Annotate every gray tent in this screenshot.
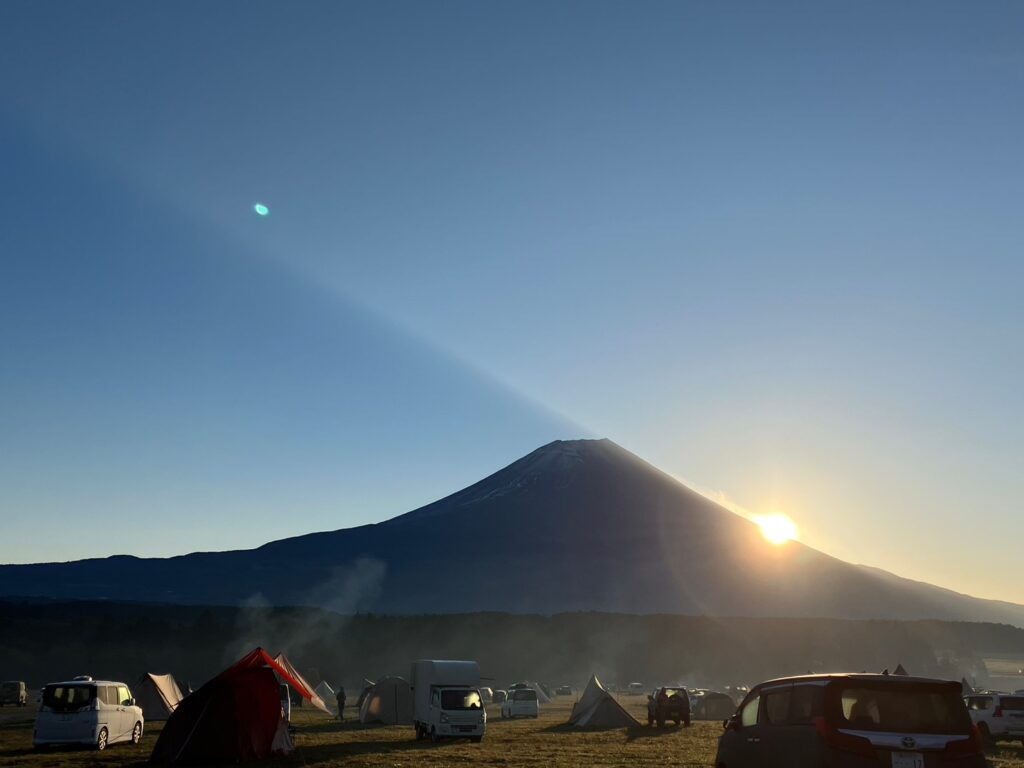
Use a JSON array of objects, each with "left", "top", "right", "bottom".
[
  {"left": 893, "top": 664, "right": 909, "bottom": 676},
  {"left": 568, "top": 675, "right": 640, "bottom": 729},
  {"left": 133, "top": 673, "right": 185, "bottom": 721},
  {"left": 961, "top": 677, "right": 974, "bottom": 695},
  {"left": 358, "top": 676, "right": 413, "bottom": 725},
  {"left": 355, "top": 679, "right": 375, "bottom": 709}
]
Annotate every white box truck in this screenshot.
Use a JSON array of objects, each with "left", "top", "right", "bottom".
[{"left": 410, "top": 660, "right": 486, "bottom": 742}]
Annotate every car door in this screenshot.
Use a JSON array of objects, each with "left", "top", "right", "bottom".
[
  {"left": 115, "top": 685, "right": 132, "bottom": 742},
  {"left": 718, "top": 690, "right": 762, "bottom": 766},
  {"left": 757, "top": 683, "right": 827, "bottom": 768}
]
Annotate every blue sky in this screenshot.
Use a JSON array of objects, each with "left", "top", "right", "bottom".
[{"left": 1, "top": 1, "right": 1021, "bottom": 601}]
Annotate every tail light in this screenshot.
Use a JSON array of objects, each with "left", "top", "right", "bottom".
[
  {"left": 994, "top": 706, "right": 1004, "bottom": 718},
  {"left": 812, "top": 716, "right": 877, "bottom": 759},
  {"left": 944, "top": 725, "right": 985, "bottom": 758}
]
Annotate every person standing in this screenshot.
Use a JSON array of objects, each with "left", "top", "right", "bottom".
[{"left": 336, "top": 686, "right": 346, "bottom": 721}]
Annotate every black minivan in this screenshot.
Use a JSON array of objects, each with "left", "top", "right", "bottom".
[{"left": 715, "top": 673, "right": 984, "bottom": 768}]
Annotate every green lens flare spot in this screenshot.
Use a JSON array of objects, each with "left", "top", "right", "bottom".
[{"left": 253, "top": 203, "right": 270, "bottom": 216}]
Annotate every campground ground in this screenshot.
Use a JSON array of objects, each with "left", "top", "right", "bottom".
[{"left": 3, "top": 697, "right": 1024, "bottom": 768}]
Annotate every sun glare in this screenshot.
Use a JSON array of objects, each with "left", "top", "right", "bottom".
[{"left": 756, "top": 513, "right": 798, "bottom": 545}]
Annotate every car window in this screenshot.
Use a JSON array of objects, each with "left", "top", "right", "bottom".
[
  {"left": 789, "top": 685, "right": 824, "bottom": 725},
  {"left": 100, "top": 686, "right": 116, "bottom": 705},
  {"left": 1002, "top": 697, "right": 1024, "bottom": 710},
  {"left": 763, "top": 688, "right": 791, "bottom": 725},
  {"left": 43, "top": 684, "right": 96, "bottom": 712},
  {"left": 741, "top": 693, "right": 760, "bottom": 727},
  {"left": 837, "top": 684, "right": 971, "bottom": 734},
  {"left": 117, "top": 686, "right": 131, "bottom": 706},
  {"left": 967, "top": 696, "right": 992, "bottom": 711}
]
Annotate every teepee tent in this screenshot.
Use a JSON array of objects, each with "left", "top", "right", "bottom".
[
  {"left": 150, "top": 648, "right": 314, "bottom": 765},
  {"left": 358, "top": 676, "right": 414, "bottom": 725},
  {"left": 893, "top": 664, "right": 909, "bottom": 676},
  {"left": 568, "top": 675, "right": 640, "bottom": 728},
  {"left": 272, "top": 653, "right": 331, "bottom": 715},
  {"left": 961, "top": 677, "right": 974, "bottom": 695},
  {"left": 132, "top": 673, "right": 185, "bottom": 721},
  {"left": 315, "top": 681, "right": 337, "bottom": 712}
]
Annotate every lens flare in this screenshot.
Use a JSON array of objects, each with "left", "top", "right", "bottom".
[
  {"left": 253, "top": 203, "right": 269, "bottom": 216},
  {"left": 755, "top": 513, "right": 798, "bottom": 545}
]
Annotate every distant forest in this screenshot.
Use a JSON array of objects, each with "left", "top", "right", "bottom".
[{"left": 2, "top": 599, "right": 1021, "bottom": 694}]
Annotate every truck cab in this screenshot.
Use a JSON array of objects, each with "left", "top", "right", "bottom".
[{"left": 411, "top": 660, "right": 486, "bottom": 743}]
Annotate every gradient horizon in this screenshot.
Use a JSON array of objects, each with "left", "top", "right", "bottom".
[{"left": 1, "top": 1, "right": 1021, "bottom": 603}]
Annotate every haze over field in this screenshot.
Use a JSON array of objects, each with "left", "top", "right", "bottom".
[{"left": 1, "top": 1, "right": 1022, "bottom": 606}]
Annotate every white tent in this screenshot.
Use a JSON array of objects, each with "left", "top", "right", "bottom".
[
  {"left": 511, "top": 681, "right": 551, "bottom": 704},
  {"left": 132, "top": 673, "right": 185, "bottom": 721},
  {"left": 568, "top": 675, "right": 641, "bottom": 729},
  {"left": 358, "top": 676, "right": 413, "bottom": 725}
]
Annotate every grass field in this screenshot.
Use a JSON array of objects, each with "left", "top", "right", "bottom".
[{"left": 4, "top": 697, "right": 1024, "bottom": 767}]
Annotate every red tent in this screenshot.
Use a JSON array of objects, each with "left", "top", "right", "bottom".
[{"left": 150, "top": 648, "right": 313, "bottom": 766}]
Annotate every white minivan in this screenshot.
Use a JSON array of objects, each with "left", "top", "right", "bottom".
[
  {"left": 501, "top": 687, "right": 540, "bottom": 719},
  {"left": 33, "top": 677, "right": 144, "bottom": 751}
]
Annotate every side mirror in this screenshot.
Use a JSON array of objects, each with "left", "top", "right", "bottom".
[
  {"left": 725, "top": 715, "right": 741, "bottom": 731},
  {"left": 129, "top": 698, "right": 136, "bottom": 707}
]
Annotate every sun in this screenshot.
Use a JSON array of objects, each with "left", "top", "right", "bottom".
[{"left": 755, "top": 513, "right": 798, "bottom": 545}]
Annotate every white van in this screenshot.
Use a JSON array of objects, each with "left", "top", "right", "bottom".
[
  {"left": 501, "top": 687, "right": 540, "bottom": 719},
  {"left": 33, "top": 677, "right": 144, "bottom": 751},
  {"left": 410, "top": 660, "right": 485, "bottom": 742}
]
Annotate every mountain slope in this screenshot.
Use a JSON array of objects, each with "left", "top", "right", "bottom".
[{"left": 2, "top": 438, "right": 1022, "bottom": 624}]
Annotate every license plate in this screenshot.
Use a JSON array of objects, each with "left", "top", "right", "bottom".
[{"left": 891, "top": 753, "right": 924, "bottom": 768}]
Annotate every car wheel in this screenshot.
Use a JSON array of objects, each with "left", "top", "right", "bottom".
[
  {"left": 471, "top": 736, "right": 483, "bottom": 743},
  {"left": 657, "top": 718, "right": 665, "bottom": 728},
  {"left": 430, "top": 727, "right": 439, "bottom": 743},
  {"left": 97, "top": 727, "right": 109, "bottom": 751},
  {"left": 131, "top": 722, "right": 142, "bottom": 744}
]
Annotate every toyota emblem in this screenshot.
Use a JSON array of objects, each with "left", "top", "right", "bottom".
[{"left": 901, "top": 736, "right": 917, "bottom": 749}]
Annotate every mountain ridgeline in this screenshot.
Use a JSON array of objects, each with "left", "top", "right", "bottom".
[{"left": 2, "top": 439, "right": 1022, "bottom": 624}]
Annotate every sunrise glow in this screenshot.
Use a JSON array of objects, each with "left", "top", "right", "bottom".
[{"left": 756, "top": 513, "right": 798, "bottom": 545}]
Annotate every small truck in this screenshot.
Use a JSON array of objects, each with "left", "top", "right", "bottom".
[{"left": 410, "top": 660, "right": 485, "bottom": 742}]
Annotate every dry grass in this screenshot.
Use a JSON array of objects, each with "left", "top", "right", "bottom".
[{"left": 3, "top": 697, "right": 1024, "bottom": 767}]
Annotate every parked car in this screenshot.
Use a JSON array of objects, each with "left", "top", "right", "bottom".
[
  {"left": 964, "top": 692, "right": 1024, "bottom": 744},
  {"left": 628, "top": 682, "right": 645, "bottom": 695},
  {"left": 501, "top": 687, "right": 539, "bottom": 719},
  {"left": 492, "top": 689, "right": 508, "bottom": 704},
  {"left": 479, "top": 686, "right": 494, "bottom": 704},
  {"left": 33, "top": 677, "right": 144, "bottom": 751},
  {"left": 716, "top": 673, "right": 984, "bottom": 768},
  {"left": 648, "top": 686, "right": 691, "bottom": 727},
  {"left": 555, "top": 685, "right": 573, "bottom": 696},
  {"left": 0, "top": 681, "right": 27, "bottom": 707}
]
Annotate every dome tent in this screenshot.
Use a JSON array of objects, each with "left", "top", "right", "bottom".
[
  {"left": 358, "top": 676, "right": 413, "bottom": 725},
  {"left": 149, "top": 648, "right": 315, "bottom": 766}
]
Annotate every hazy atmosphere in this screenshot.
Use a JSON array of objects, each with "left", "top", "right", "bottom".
[{"left": 3, "top": 3, "right": 1024, "bottom": 768}]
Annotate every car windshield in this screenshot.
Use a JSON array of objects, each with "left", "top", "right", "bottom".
[
  {"left": 513, "top": 689, "right": 537, "bottom": 701},
  {"left": 441, "top": 689, "right": 482, "bottom": 710},
  {"left": 660, "top": 688, "right": 686, "bottom": 698},
  {"left": 834, "top": 683, "right": 971, "bottom": 734},
  {"left": 43, "top": 685, "right": 95, "bottom": 712}
]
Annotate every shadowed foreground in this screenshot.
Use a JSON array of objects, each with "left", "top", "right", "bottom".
[{"left": 4, "top": 697, "right": 1024, "bottom": 768}]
